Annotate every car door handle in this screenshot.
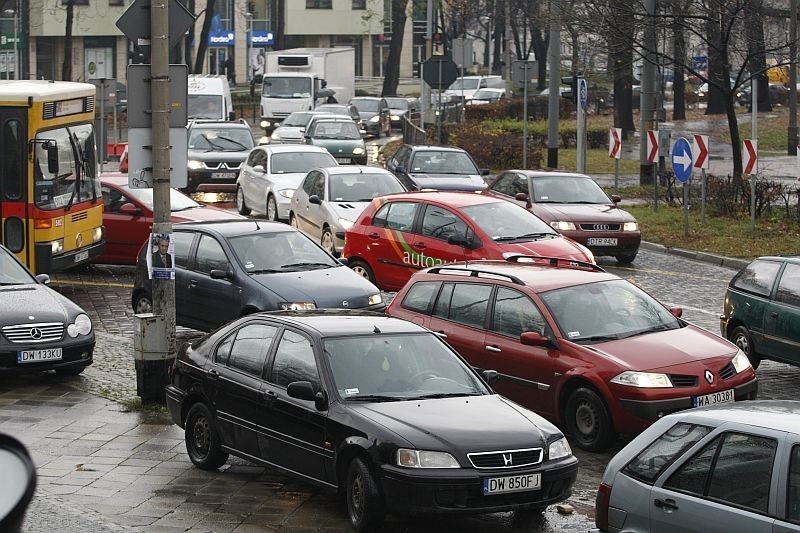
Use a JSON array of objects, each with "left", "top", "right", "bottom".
[
  {"left": 413, "top": 242, "right": 426, "bottom": 249},
  {"left": 189, "top": 280, "right": 198, "bottom": 288},
  {"left": 260, "top": 390, "right": 277, "bottom": 403},
  {"left": 434, "top": 331, "right": 448, "bottom": 339},
  {"left": 771, "top": 312, "right": 779, "bottom": 318},
  {"left": 654, "top": 498, "right": 678, "bottom": 511},
  {"left": 485, "top": 345, "right": 502, "bottom": 353},
  {"left": 207, "top": 368, "right": 219, "bottom": 380},
  {"left": 368, "top": 232, "right": 380, "bottom": 239}
]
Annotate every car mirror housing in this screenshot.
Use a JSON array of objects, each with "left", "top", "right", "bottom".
[
  {"left": 515, "top": 192, "right": 529, "bottom": 202},
  {"left": 610, "top": 194, "right": 621, "bottom": 203},
  {"left": 119, "top": 203, "right": 141, "bottom": 215},
  {"left": 395, "top": 165, "right": 407, "bottom": 174},
  {"left": 210, "top": 269, "right": 232, "bottom": 280},
  {"left": 308, "top": 195, "right": 322, "bottom": 205},
  {"left": 520, "top": 331, "right": 550, "bottom": 347},
  {"left": 669, "top": 306, "right": 683, "bottom": 318},
  {"left": 35, "top": 274, "right": 50, "bottom": 285},
  {"left": 337, "top": 257, "right": 349, "bottom": 266},
  {"left": 447, "top": 234, "right": 480, "bottom": 250},
  {"left": 287, "top": 381, "right": 328, "bottom": 411},
  {"left": 252, "top": 164, "right": 265, "bottom": 173},
  {"left": 481, "top": 369, "right": 500, "bottom": 386},
  {"left": 0, "top": 433, "right": 36, "bottom": 533}
]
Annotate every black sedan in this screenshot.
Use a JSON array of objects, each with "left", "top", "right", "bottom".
[
  {"left": 132, "top": 220, "right": 384, "bottom": 332},
  {"left": 166, "top": 311, "right": 578, "bottom": 531},
  {"left": 0, "top": 244, "right": 94, "bottom": 375}
]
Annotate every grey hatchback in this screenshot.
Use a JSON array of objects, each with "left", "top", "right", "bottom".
[{"left": 593, "top": 401, "right": 800, "bottom": 533}]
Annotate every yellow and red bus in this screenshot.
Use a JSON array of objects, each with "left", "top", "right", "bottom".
[{"left": 0, "top": 81, "right": 104, "bottom": 274}]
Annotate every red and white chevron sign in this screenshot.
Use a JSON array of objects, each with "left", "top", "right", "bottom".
[
  {"left": 646, "top": 130, "right": 659, "bottom": 163},
  {"left": 692, "top": 134, "right": 709, "bottom": 170},
  {"left": 609, "top": 128, "right": 622, "bottom": 159},
  {"left": 743, "top": 139, "right": 758, "bottom": 175}
]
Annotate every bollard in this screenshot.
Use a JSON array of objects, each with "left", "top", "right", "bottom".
[{"left": 133, "top": 313, "right": 171, "bottom": 404}]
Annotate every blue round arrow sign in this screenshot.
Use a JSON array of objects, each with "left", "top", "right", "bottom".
[{"left": 671, "top": 137, "right": 694, "bottom": 183}]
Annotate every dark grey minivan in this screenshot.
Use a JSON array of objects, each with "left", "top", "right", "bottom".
[{"left": 132, "top": 220, "right": 385, "bottom": 331}]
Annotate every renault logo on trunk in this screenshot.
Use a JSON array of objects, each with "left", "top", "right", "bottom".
[
  {"left": 503, "top": 453, "right": 512, "bottom": 466},
  {"left": 705, "top": 370, "right": 714, "bottom": 384}
]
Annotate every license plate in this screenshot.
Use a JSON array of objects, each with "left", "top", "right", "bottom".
[
  {"left": 18, "top": 348, "right": 63, "bottom": 363},
  {"left": 211, "top": 172, "right": 234, "bottom": 179},
  {"left": 587, "top": 238, "right": 618, "bottom": 246},
  {"left": 74, "top": 250, "right": 89, "bottom": 263},
  {"left": 694, "top": 389, "right": 735, "bottom": 407},
  {"left": 335, "top": 157, "right": 351, "bottom": 164},
  {"left": 483, "top": 473, "right": 541, "bottom": 495}
]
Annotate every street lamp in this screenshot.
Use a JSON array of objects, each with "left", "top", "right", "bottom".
[
  {"left": 245, "top": 12, "right": 253, "bottom": 83},
  {"left": 3, "top": 6, "right": 17, "bottom": 80}
]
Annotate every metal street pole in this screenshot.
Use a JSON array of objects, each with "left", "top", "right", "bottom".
[
  {"left": 523, "top": 62, "right": 529, "bottom": 169},
  {"left": 751, "top": 78, "right": 757, "bottom": 234},
  {"left": 546, "top": 0, "right": 560, "bottom": 168},
  {"left": 13, "top": 6, "right": 17, "bottom": 79},
  {"left": 437, "top": 59, "right": 442, "bottom": 143},
  {"left": 421, "top": 0, "right": 433, "bottom": 130},
  {"left": 504, "top": 0, "right": 512, "bottom": 98},
  {"left": 789, "top": 0, "right": 797, "bottom": 155},
  {"left": 246, "top": 13, "right": 252, "bottom": 83},
  {"left": 639, "top": 0, "right": 657, "bottom": 184},
  {"left": 577, "top": 79, "right": 585, "bottom": 173}
]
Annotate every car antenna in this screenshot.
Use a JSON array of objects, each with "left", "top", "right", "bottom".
[
  {"left": 373, "top": 325, "right": 381, "bottom": 334},
  {"left": 254, "top": 220, "right": 260, "bottom": 230}
]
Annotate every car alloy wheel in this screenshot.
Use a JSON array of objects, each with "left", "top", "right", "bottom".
[
  {"left": 730, "top": 325, "right": 761, "bottom": 369},
  {"left": 346, "top": 457, "right": 385, "bottom": 532},
  {"left": 134, "top": 293, "right": 153, "bottom": 314},
  {"left": 267, "top": 195, "right": 278, "bottom": 221},
  {"left": 321, "top": 228, "right": 336, "bottom": 255},
  {"left": 349, "top": 259, "right": 376, "bottom": 285},
  {"left": 236, "top": 186, "right": 251, "bottom": 216},
  {"left": 185, "top": 403, "right": 228, "bottom": 470}
]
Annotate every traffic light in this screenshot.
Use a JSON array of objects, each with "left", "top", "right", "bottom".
[{"left": 561, "top": 74, "right": 578, "bottom": 104}]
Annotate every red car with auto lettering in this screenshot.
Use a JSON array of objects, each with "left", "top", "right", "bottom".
[{"left": 342, "top": 191, "right": 594, "bottom": 291}]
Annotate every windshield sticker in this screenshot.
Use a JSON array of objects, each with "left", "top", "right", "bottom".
[
  {"left": 540, "top": 196, "right": 549, "bottom": 200},
  {"left": 567, "top": 331, "right": 581, "bottom": 338},
  {"left": 344, "top": 388, "right": 359, "bottom": 395},
  {"left": 245, "top": 261, "right": 255, "bottom": 270}
]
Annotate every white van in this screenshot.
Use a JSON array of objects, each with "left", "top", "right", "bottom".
[
  {"left": 443, "top": 75, "right": 505, "bottom": 102},
  {"left": 187, "top": 75, "right": 235, "bottom": 121}
]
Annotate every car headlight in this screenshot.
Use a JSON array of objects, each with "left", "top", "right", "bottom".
[
  {"left": 611, "top": 371, "right": 673, "bottom": 388},
  {"left": 51, "top": 239, "right": 63, "bottom": 255},
  {"left": 67, "top": 313, "right": 92, "bottom": 337},
  {"left": 338, "top": 218, "right": 354, "bottom": 230},
  {"left": 279, "top": 302, "right": 316, "bottom": 310},
  {"left": 92, "top": 226, "right": 104, "bottom": 243},
  {"left": 397, "top": 449, "right": 460, "bottom": 468},
  {"left": 188, "top": 160, "right": 203, "bottom": 170},
  {"left": 271, "top": 131, "right": 281, "bottom": 140},
  {"left": 623, "top": 221, "right": 639, "bottom": 232},
  {"left": 548, "top": 437, "right": 572, "bottom": 460},
  {"left": 391, "top": 115, "right": 400, "bottom": 121},
  {"left": 369, "top": 115, "right": 380, "bottom": 123},
  {"left": 550, "top": 221, "right": 576, "bottom": 231},
  {"left": 731, "top": 349, "right": 752, "bottom": 373},
  {"left": 368, "top": 293, "right": 383, "bottom": 306},
  {"left": 352, "top": 147, "right": 365, "bottom": 155},
  {"left": 260, "top": 120, "right": 271, "bottom": 128},
  {"left": 278, "top": 189, "right": 294, "bottom": 199},
  {"left": 465, "top": 94, "right": 473, "bottom": 100}
]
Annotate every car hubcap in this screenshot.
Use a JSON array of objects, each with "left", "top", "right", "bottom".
[
  {"left": 268, "top": 198, "right": 276, "bottom": 220},
  {"left": 352, "top": 266, "right": 369, "bottom": 279},
  {"left": 575, "top": 401, "right": 597, "bottom": 436},
  {"left": 192, "top": 416, "right": 210, "bottom": 457},
  {"left": 322, "top": 232, "right": 334, "bottom": 253},
  {"left": 135, "top": 297, "right": 152, "bottom": 314},
  {"left": 290, "top": 216, "right": 298, "bottom": 228},
  {"left": 735, "top": 333, "right": 749, "bottom": 354},
  {"left": 351, "top": 472, "right": 364, "bottom": 519}
]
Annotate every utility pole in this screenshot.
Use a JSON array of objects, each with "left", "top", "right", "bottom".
[
  {"left": 639, "top": 0, "right": 657, "bottom": 184},
  {"left": 789, "top": 0, "right": 798, "bottom": 155},
  {"left": 546, "top": 0, "right": 560, "bottom": 168},
  {"left": 504, "top": 0, "right": 512, "bottom": 97},
  {"left": 421, "top": 0, "right": 433, "bottom": 129},
  {"left": 151, "top": 0, "right": 176, "bottom": 383}
]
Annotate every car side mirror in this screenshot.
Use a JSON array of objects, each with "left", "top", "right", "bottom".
[
  {"left": 252, "top": 164, "right": 265, "bottom": 173},
  {"left": 337, "top": 257, "right": 349, "bottom": 266},
  {"left": 0, "top": 434, "right": 36, "bottom": 533},
  {"left": 395, "top": 165, "right": 407, "bottom": 174},
  {"left": 447, "top": 234, "right": 480, "bottom": 250},
  {"left": 480, "top": 168, "right": 491, "bottom": 176},
  {"left": 210, "top": 269, "right": 232, "bottom": 280},
  {"left": 287, "top": 381, "right": 328, "bottom": 411},
  {"left": 228, "top": 111, "right": 236, "bottom": 121},
  {"left": 610, "top": 194, "right": 621, "bottom": 203},
  {"left": 515, "top": 192, "right": 529, "bottom": 202},
  {"left": 35, "top": 274, "right": 50, "bottom": 285},
  {"left": 669, "top": 307, "right": 683, "bottom": 318},
  {"left": 308, "top": 195, "right": 322, "bottom": 205},
  {"left": 520, "top": 331, "right": 550, "bottom": 347},
  {"left": 46, "top": 143, "right": 59, "bottom": 174},
  {"left": 481, "top": 369, "right": 500, "bottom": 386},
  {"left": 119, "top": 203, "right": 141, "bottom": 215}
]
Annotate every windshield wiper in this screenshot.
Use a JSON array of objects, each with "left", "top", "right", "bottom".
[
  {"left": 412, "top": 392, "right": 483, "bottom": 400},
  {"left": 247, "top": 268, "right": 281, "bottom": 274},
  {"left": 346, "top": 394, "right": 405, "bottom": 402},
  {"left": 581, "top": 334, "right": 621, "bottom": 342},
  {"left": 622, "top": 324, "right": 678, "bottom": 339},
  {"left": 280, "top": 262, "right": 335, "bottom": 269},
  {"left": 171, "top": 205, "right": 201, "bottom": 212},
  {"left": 200, "top": 134, "right": 225, "bottom": 151},
  {"left": 216, "top": 136, "right": 247, "bottom": 150},
  {"left": 493, "top": 232, "right": 556, "bottom": 242}
]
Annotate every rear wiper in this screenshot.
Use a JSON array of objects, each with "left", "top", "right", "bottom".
[{"left": 346, "top": 395, "right": 405, "bottom": 402}]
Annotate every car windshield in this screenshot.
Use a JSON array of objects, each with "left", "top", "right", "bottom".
[
  {"left": 384, "top": 98, "right": 409, "bottom": 110},
  {"left": 409, "top": 151, "right": 479, "bottom": 175},
  {"left": 123, "top": 186, "right": 202, "bottom": 212},
  {"left": 271, "top": 152, "right": 337, "bottom": 173},
  {"left": 461, "top": 201, "right": 557, "bottom": 241},
  {"left": 263, "top": 76, "right": 312, "bottom": 98},
  {"left": 187, "top": 95, "right": 223, "bottom": 119},
  {"left": 317, "top": 106, "right": 349, "bottom": 116},
  {"left": 229, "top": 231, "right": 339, "bottom": 273},
  {"left": 539, "top": 279, "right": 682, "bottom": 343},
  {"left": 310, "top": 121, "right": 361, "bottom": 140},
  {"left": 324, "top": 333, "right": 490, "bottom": 401},
  {"left": 329, "top": 173, "right": 404, "bottom": 202},
  {"left": 281, "top": 112, "right": 313, "bottom": 127},
  {"left": 448, "top": 78, "right": 480, "bottom": 91},
  {"left": 473, "top": 89, "right": 500, "bottom": 100},
  {"left": 188, "top": 128, "right": 254, "bottom": 152},
  {"left": 0, "top": 247, "right": 35, "bottom": 285},
  {"left": 350, "top": 99, "right": 379, "bottom": 113},
  {"left": 532, "top": 176, "right": 611, "bottom": 204}
]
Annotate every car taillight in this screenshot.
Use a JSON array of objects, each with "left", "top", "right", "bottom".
[{"left": 595, "top": 482, "right": 612, "bottom": 531}]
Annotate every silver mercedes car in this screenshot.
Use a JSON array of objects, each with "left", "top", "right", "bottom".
[{"left": 289, "top": 166, "right": 406, "bottom": 255}]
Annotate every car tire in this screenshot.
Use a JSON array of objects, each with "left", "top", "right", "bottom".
[
  {"left": 236, "top": 186, "right": 251, "bottom": 216},
  {"left": 321, "top": 227, "right": 337, "bottom": 256},
  {"left": 55, "top": 366, "right": 87, "bottom": 376},
  {"left": 730, "top": 325, "right": 761, "bottom": 369},
  {"left": 266, "top": 194, "right": 279, "bottom": 222},
  {"left": 616, "top": 250, "right": 638, "bottom": 264},
  {"left": 133, "top": 292, "right": 153, "bottom": 314},
  {"left": 349, "top": 259, "right": 376, "bottom": 285},
  {"left": 346, "top": 457, "right": 385, "bottom": 532},
  {"left": 565, "top": 387, "right": 615, "bottom": 452},
  {"left": 289, "top": 213, "right": 299, "bottom": 228},
  {"left": 184, "top": 403, "right": 229, "bottom": 470}
]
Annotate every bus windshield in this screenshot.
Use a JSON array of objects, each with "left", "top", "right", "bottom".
[{"left": 34, "top": 124, "right": 99, "bottom": 211}]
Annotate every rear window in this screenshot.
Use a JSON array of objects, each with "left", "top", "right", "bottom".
[
  {"left": 622, "top": 423, "right": 712, "bottom": 484},
  {"left": 732, "top": 259, "right": 782, "bottom": 297},
  {"left": 401, "top": 282, "right": 440, "bottom": 313}
]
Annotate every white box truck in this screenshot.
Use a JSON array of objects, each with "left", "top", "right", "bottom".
[{"left": 259, "top": 47, "right": 355, "bottom": 131}]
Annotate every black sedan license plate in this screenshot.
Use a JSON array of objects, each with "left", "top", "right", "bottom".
[
  {"left": 18, "top": 348, "right": 63, "bottom": 363},
  {"left": 211, "top": 172, "right": 234, "bottom": 179},
  {"left": 483, "top": 473, "right": 541, "bottom": 495}
]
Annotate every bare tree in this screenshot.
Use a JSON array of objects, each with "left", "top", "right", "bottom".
[
  {"left": 381, "top": 0, "right": 409, "bottom": 96},
  {"left": 62, "top": 0, "right": 74, "bottom": 80},
  {"left": 193, "top": 0, "right": 217, "bottom": 74}
]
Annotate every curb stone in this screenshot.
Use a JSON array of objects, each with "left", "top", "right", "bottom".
[{"left": 639, "top": 241, "right": 750, "bottom": 271}]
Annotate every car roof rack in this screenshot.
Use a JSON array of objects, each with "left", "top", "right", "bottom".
[
  {"left": 504, "top": 255, "right": 606, "bottom": 272},
  {"left": 426, "top": 266, "right": 525, "bottom": 285}
]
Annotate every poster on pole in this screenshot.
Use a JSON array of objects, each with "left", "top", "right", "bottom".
[{"left": 147, "top": 232, "right": 175, "bottom": 280}]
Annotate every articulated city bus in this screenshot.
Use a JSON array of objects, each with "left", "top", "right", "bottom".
[{"left": 0, "top": 81, "right": 105, "bottom": 274}]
